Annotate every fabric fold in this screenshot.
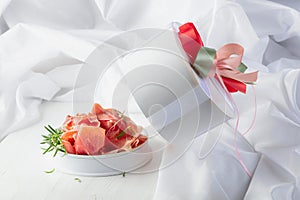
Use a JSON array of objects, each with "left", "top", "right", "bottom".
[{"left": 0, "top": 0, "right": 300, "bottom": 199}]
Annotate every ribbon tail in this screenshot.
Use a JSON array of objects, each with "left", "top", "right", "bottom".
[
  {"left": 222, "top": 77, "right": 247, "bottom": 94},
  {"left": 233, "top": 71, "right": 258, "bottom": 83}
]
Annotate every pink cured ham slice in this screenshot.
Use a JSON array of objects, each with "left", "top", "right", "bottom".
[
  {"left": 131, "top": 135, "right": 147, "bottom": 149},
  {"left": 96, "top": 109, "right": 122, "bottom": 130},
  {"left": 75, "top": 126, "right": 106, "bottom": 155},
  {"left": 91, "top": 103, "right": 105, "bottom": 116},
  {"left": 62, "top": 115, "right": 74, "bottom": 131},
  {"left": 61, "top": 130, "right": 77, "bottom": 154},
  {"left": 73, "top": 113, "right": 100, "bottom": 127},
  {"left": 60, "top": 103, "right": 147, "bottom": 155},
  {"left": 91, "top": 103, "right": 142, "bottom": 135},
  {"left": 62, "top": 113, "right": 100, "bottom": 132},
  {"left": 91, "top": 103, "right": 121, "bottom": 130}
]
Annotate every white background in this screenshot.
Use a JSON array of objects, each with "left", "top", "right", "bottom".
[{"left": 0, "top": 0, "right": 300, "bottom": 199}]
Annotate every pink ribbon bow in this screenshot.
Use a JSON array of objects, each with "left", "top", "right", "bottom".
[
  {"left": 178, "top": 22, "right": 258, "bottom": 94},
  {"left": 212, "top": 44, "right": 258, "bottom": 94},
  {"left": 178, "top": 22, "right": 258, "bottom": 177}
]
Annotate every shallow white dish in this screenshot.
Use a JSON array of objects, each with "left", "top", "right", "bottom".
[{"left": 52, "top": 140, "right": 152, "bottom": 177}]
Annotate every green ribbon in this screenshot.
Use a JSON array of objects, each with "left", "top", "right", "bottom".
[{"left": 192, "top": 47, "right": 247, "bottom": 77}]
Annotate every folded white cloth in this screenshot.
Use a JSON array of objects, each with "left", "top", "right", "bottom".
[{"left": 0, "top": 0, "right": 300, "bottom": 199}]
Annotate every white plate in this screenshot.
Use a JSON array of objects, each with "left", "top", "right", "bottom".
[{"left": 51, "top": 140, "right": 152, "bottom": 177}]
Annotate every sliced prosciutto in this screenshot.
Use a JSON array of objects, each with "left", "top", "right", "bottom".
[
  {"left": 73, "top": 113, "right": 100, "bottom": 127},
  {"left": 131, "top": 135, "right": 148, "bottom": 149},
  {"left": 75, "top": 126, "right": 105, "bottom": 155},
  {"left": 61, "top": 130, "right": 77, "bottom": 154},
  {"left": 91, "top": 104, "right": 142, "bottom": 137},
  {"left": 60, "top": 103, "right": 147, "bottom": 155},
  {"left": 62, "top": 113, "right": 100, "bottom": 131}
]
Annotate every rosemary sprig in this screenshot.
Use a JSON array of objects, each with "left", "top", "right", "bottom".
[{"left": 41, "top": 125, "right": 66, "bottom": 157}]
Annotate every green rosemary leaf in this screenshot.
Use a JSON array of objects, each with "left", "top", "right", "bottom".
[
  {"left": 49, "top": 146, "right": 54, "bottom": 152},
  {"left": 44, "top": 168, "right": 55, "bottom": 174},
  {"left": 58, "top": 148, "right": 65, "bottom": 153},
  {"left": 74, "top": 177, "right": 82, "bottom": 183},
  {"left": 42, "top": 135, "right": 49, "bottom": 139},
  {"left": 48, "top": 125, "right": 58, "bottom": 133},
  {"left": 53, "top": 148, "right": 59, "bottom": 157},
  {"left": 43, "top": 145, "right": 53, "bottom": 154},
  {"left": 116, "top": 131, "right": 126, "bottom": 139},
  {"left": 44, "top": 126, "right": 55, "bottom": 135},
  {"left": 122, "top": 172, "right": 126, "bottom": 177}
]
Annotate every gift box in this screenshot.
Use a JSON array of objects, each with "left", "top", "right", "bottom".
[
  {"left": 82, "top": 24, "right": 230, "bottom": 144},
  {"left": 67, "top": 23, "right": 229, "bottom": 173}
]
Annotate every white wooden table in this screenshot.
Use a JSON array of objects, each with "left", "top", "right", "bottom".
[{"left": 0, "top": 102, "right": 158, "bottom": 200}]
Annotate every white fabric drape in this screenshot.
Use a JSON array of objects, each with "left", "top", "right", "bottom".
[{"left": 0, "top": 0, "right": 300, "bottom": 199}]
